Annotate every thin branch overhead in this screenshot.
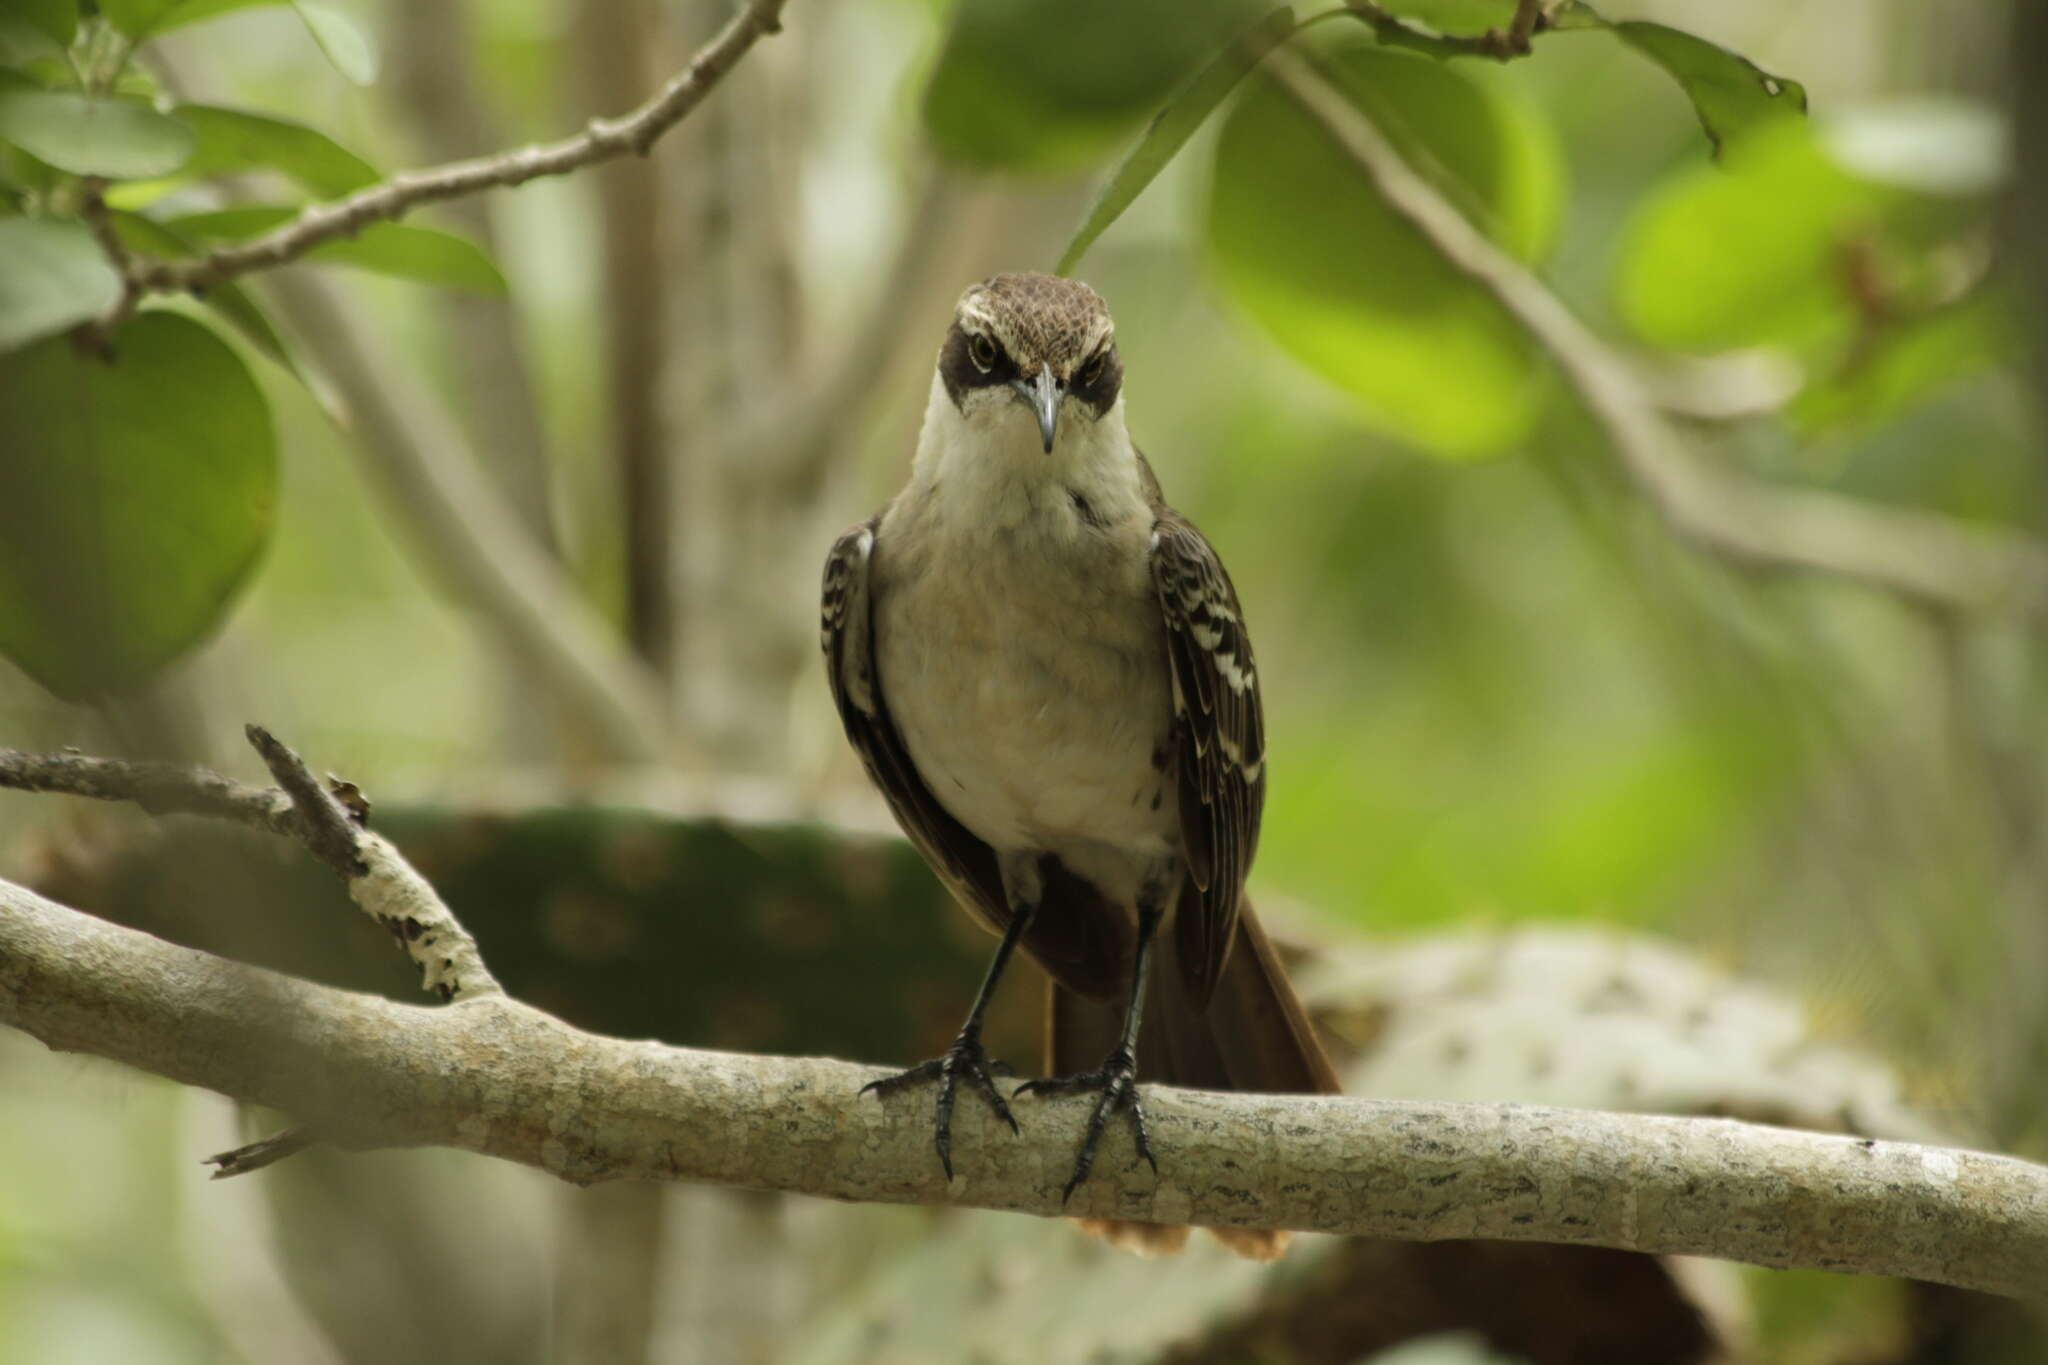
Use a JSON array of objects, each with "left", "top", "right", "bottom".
[
  {"left": 1264, "top": 46, "right": 2048, "bottom": 619},
  {"left": 2, "top": 874, "right": 2044, "bottom": 1299},
  {"left": 123, "top": 0, "right": 789, "bottom": 296}
]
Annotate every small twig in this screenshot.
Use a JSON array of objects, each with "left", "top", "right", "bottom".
[
  {"left": 124, "top": 0, "right": 788, "bottom": 296},
  {"left": 74, "top": 179, "right": 142, "bottom": 355},
  {"left": 1345, "top": 0, "right": 1552, "bottom": 60},
  {"left": 0, "top": 745, "right": 300, "bottom": 836},
  {"left": 244, "top": 724, "right": 365, "bottom": 877},
  {"left": 1266, "top": 47, "right": 2048, "bottom": 618},
  {"left": 205, "top": 1127, "right": 310, "bottom": 1178}
]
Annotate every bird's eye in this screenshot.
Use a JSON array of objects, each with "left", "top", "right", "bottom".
[
  {"left": 968, "top": 333, "right": 997, "bottom": 371},
  {"left": 1079, "top": 351, "right": 1108, "bottom": 387}
]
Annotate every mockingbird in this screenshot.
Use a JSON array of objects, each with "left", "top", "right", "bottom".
[{"left": 822, "top": 272, "right": 1339, "bottom": 1258}]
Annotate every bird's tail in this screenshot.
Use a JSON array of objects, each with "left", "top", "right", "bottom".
[{"left": 1045, "top": 899, "right": 1341, "bottom": 1260}]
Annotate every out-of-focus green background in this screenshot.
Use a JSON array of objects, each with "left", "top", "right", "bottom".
[{"left": 1, "top": 0, "right": 2043, "bottom": 1360}]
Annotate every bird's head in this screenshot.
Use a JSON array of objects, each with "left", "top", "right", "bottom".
[{"left": 938, "top": 272, "right": 1122, "bottom": 454}]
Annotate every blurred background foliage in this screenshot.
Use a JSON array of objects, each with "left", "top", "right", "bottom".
[{"left": 1, "top": 0, "right": 2045, "bottom": 1360}]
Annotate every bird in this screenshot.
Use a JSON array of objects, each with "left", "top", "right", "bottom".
[{"left": 820, "top": 271, "right": 1339, "bottom": 1259}]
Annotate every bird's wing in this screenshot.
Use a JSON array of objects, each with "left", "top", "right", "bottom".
[
  {"left": 1150, "top": 509, "right": 1266, "bottom": 1006},
  {"left": 821, "top": 518, "right": 1011, "bottom": 933}
]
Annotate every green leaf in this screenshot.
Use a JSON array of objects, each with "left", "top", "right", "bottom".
[
  {"left": 1612, "top": 21, "right": 1806, "bottom": 154},
  {"left": 5, "top": 0, "right": 74, "bottom": 46},
  {"left": 1789, "top": 296, "right": 2003, "bottom": 436},
  {"left": 0, "top": 217, "right": 122, "bottom": 351},
  {"left": 291, "top": 0, "right": 377, "bottom": 85},
  {"left": 1058, "top": 6, "right": 1296, "bottom": 275},
  {"left": 174, "top": 105, "right": 380, "bottom": 197},
  {"left": 0, "top": 311, "right": 276, "bottom": 699},
  {"left": 1204, "top": 40, "right": 1562, "bottom": 455},
  {"left": 1614, "top": 119, "right": 1878, "bottom": 353},
  {"left": 0, "top": 15, "right": 69, "bottom": 66},
  {"left": 152, "top": 0, "right": 288, "bottom": 33},
  {"left": 168, "top": 206, "right": 506, "bottom": 292},
  {"left": 97, "top": 0, "right": 182, "bottom": 37},
  {"left": 922, "top": 0, "right": 1260, "bottom": 172},
  {"left": 0, "top": 90, "right": 194, "bottom": 178}
]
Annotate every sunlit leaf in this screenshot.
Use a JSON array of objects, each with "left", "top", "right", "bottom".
[
  {"left": 174, "top": 104, "right": 380, "bottom": 198},
  {"left": 291, "top": 0, "right": 377, "bottom": 85},
  {"left": 1790, "top": 296, "right": 2004, "bottom": 437},
  {"left": 922, "top": 0, "right": 1259, "bottom": 172},
  {"left": 1614, "top": 119, "right": 1879, "bottom": 353},
  {"left": 1205, "top": 40, "right": 1562, "bottom": 455},
  {"left": 0, "top": 217, "right": 121, "bottom": 351},
  {"left": 1612, "top": 21, "right": 1805, "bottom": 155},
  {"left": 1058, "top": 6, "right": 1295, "bottom": 275},
  {"left": 168, "top": 206, "right": 506, "bottom": 292},
  {"left": 0, "top": 311, "right": 276, "bottom": 699},
  {"left": 0, "top": 90, "right": 194, "bottom": 178}
]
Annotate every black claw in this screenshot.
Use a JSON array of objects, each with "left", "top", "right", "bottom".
[
  {"left": 1016, "top": 1047, "right": 1153, "bottom": 1200},
  {"left": 860, "top": 1031, "right": 1019, "bottom": 1175}
]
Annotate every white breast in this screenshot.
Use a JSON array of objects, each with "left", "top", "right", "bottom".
[{"left": 871, "top": 384, "right": 1179, "bottom": 889}]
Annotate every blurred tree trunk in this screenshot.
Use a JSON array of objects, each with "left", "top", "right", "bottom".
[
  {"left": 388, "top": 0, "right": 558, "bottom": 555},
  {"left": 574, "top": 0, "right": 676, "bottom": 684}
]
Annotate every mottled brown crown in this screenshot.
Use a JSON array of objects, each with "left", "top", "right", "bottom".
[{"left": 955, "top": 272, "right": 1114, "bottom": 381}]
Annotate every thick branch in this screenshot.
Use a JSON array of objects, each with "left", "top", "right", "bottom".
[
  {"left": 1, "top": 877, "right": 2041, "bottom": 1299},
  {"left": 1267, "top": 48, "right": 2048, "bottom": 619},
  {"left": 127, "top": 0, "right": 788, "bottom": 295}
]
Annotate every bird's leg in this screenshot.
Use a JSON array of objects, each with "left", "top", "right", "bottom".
[
  {"left": 861, "top": 852, "right": 1044, "bottom": 1179},
  {"left": 1016, "top": 870, "right": 1171, "bottom": 1202}
]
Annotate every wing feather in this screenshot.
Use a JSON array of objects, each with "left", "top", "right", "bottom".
[{"left": 1151, "top": 512, "right": 1265, "bottom": 1006}]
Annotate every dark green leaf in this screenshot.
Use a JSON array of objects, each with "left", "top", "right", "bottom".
[
  {"left": 0, "top": 310, "right": 276, "bottom": 699},
  {"left": 5, "top": 0, "right": 74, "bottom": 46},
  {"left": 1058, "top": 6, "right": 1295, "bottom": 275},
  {"left": 174, "top": 104, "right": 380, "bottom": 198},
  {"left": 0, "top": 90, "right": 194, "bottom": 178},
  {"left": 0, "top": 216, "right": 121, "bottom": 351},
  {"left": 168, "top": 206, "right": 506, "bottom": 292},
  {"left": 1205, "top": 40, "right": 1562, "bottom": 455},
  {"left": 0, "top": 16, "right": 69, "bottom": 66},
  {"left": 97, "top": 0, "right": 182, "bottom": 37},
  {"left": 153, "top": 0, "right": 288, "bottom": 33},
  {"left": 922, "top": 0, "right": 1259, "bottom": 172},
  {"left": 1613, "top": 21, "right": 1805, "bottom": 154},
  {"left": 291, "top": 0, "right": 376, "bottom": 85}
]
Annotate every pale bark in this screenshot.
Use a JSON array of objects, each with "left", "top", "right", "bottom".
[{"left": 2, "top": 876, "right": 2041, "bottom": 1300}]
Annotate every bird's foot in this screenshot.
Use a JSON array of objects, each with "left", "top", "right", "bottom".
[
  {"left": 861, "top": 1029, "right": 1018, "bottom": 1179},
  {"left": 1014, "top": 1046, "right": 1154, "bottom": 1202}
]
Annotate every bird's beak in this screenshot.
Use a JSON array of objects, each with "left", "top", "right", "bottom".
[{"left": 1011, "top": 367, "right": 1062, "bottom": 453}]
